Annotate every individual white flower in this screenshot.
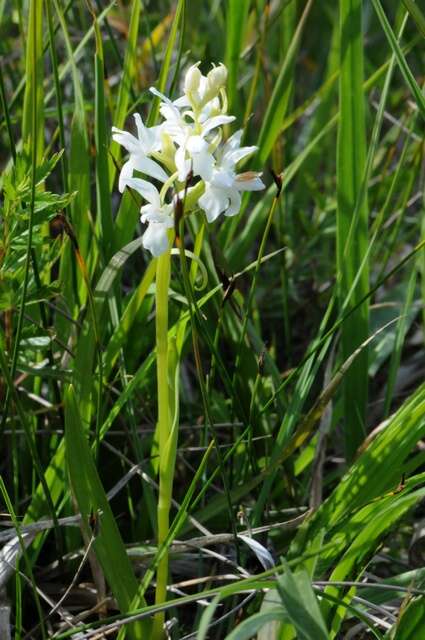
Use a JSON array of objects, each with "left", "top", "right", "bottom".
[
  {"left": 150, "top": 86, "right": 235, "bottom": 182},
  {"left": 112, "top": 113, "right": 168, "bottom": 192},
  {"left": 125, "top": 177, "right": 174, "bottom": 257},
  {"left": 198, "top": 130, "right": 264, "bottom": 222}
]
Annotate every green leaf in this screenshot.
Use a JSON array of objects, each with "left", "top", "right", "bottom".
[
  {"left": 109, "top": 0, "right": 141, "bottom": 188},
  {"left": 224, "top": 0, "right": 250, "bottom": 113},
  {"left": 65, "top": 385, "right": 150, "bottom": 640},
  {"left": 225, "top": 610, "right": 288, "bottom": 640},
  {"left": 401, "top": 0, "right": 425, "bottom": 38},
  {"left": 196, "top": 595, "right": 221, "bottom": 640},
  {"left": 337, "top": 0, "right": 369, "bottom": 458},
  {"left": 93, "top": 14, "right": 114, "bottom": 262},
  {"left": 371, "top": 0, "right": 425, "bottom": 120},
  {"left": 256, "top": 0, "right": 314, "bottom": 166},
  {"left": 389, "top": 596, "right": 425, "bottom": 639},
  {"left": 22, "top": 0, "right": 43, "bottom": 163},
  {"left": 276, "top": 564, "right": 329, "bottom": 640}
]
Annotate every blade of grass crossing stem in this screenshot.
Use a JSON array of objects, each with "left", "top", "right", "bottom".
[
  {"left": 65, "top": 386, "right": 150, "bottom": 640},
  {"left": 22, "top": 0, "right": 43, "bottom": 162},
  {"left": 337, "top": 0, "right": 369, "bottom": 459},
  {"left": 371, "top": 0, "right": 425, "bottom": 120},
  {"left": 92, "top": 11, "right": 114, "bottom": 263},
  {"left": 109, "top": 0, "right": 141, "bottom": 188},
  {"left": 402, "top": 0, "right": 425, "bottom": 38},
  {"left": 256, "top": 0, "right": 314, "bottom": 167},
  {"left": 224, "top": 0, "right": 250, "bottom": 114}
]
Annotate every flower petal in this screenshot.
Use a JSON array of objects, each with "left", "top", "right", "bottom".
[
  {"left": 133, "top": 113, "right": 161, "bottom": 152},
  {"left": 202, "top": 114, "right": 235, "bottom": 136},
  {"left": 125, "top": 177, "right": 161, "bottom": 206},
  {"left": 235, "top": 172, "right": 265, "bottom": 191},
  {"left": 186, "top": 135, "right": 208, "bottom": 154},
  {"left": 142, "top": 222, "right": 171, "bottom": 257},
  {"left": 224, "top": 188, "right": 241, "bottom": 217},
  {"left": 130, "top": 153, "right": 169, "bottom": 183},
  {"left": 192, "top": 149, "right": 214, "bottom": 181},
  {"left": 198, "top": 185, "right": 229, "bottom": 223},
  {"left": 211, "top": 168, "right": 235, "bottom": 189},
  {"left": 118, "top": 158, "right": 135, "bottom": 193},
  {"left": 111, "top": 128, "right": 140, "bottom": 153},
  {"left": 227, "top": 145, "right": 257, "bottom": 166},
  {"left": 175, "top": 145, "right": 190, "bottom": 181}
]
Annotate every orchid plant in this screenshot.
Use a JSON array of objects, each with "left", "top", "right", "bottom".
[{"left": 113, "top": 63, "right": 264, "bottom": 639}]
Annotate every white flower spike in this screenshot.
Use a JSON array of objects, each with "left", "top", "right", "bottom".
[{"left": 113, "top": 63, "right": 265, "bottom": 256}]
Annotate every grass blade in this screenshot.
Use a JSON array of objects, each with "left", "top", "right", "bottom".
[
  {"left": 256, "top": 0, "right": 314, "bottom": 167},
  {"left": 224, "top": 0, "right": 250, "bottom": 113},
  {"left": 337, "top": 0, "right": 369, "bottom": 458},
  {"left": 371, "top": 0, "right": 425, "bottom": 120},
  {"left": 92, "top": 9, "right": 114, "bottom": 262}
]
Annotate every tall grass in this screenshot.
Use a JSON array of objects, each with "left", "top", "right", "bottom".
[{"left": 0, "top": 1, "right": 424, "bottom": 638}]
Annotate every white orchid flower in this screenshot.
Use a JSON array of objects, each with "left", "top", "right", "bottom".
[
  {"left": 125, "top": 177, "right": 174, "bottom": 257},
  {"left": 173, "top": 113, "right": 235, "bottom": 182},
  {"left": 112, "top": 113, "right": 168, "bottom": 192},
  {"left": 150, "top": 86, "right": 235, "bottom": 182},
  {"left": 198, "top": 131, "right": 264, "bottom": 222}
]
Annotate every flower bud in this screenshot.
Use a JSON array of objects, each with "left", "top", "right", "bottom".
[
  {"left": 207, "top": 64, "right": 228, "bottom": 93},
  {"left": 184, "top": 64, "right": 202, "bottom": 95}
]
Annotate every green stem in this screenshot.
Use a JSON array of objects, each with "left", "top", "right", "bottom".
[{"left": 153, "top": 249, "right": 172, "bottom": 639}]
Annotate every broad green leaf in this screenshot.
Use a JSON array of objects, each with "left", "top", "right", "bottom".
[
  {"left": 225, "top": 610, "right": 288, "bottom": 640},
  {"left": 65, "top": 385, "right": 150, "bottom": 639},
  {"left": 277, "top": 564, "right": 329, "bottom": 640},
  {"left": 389, "top": 596, "right": 425, "bottom": 639}
]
